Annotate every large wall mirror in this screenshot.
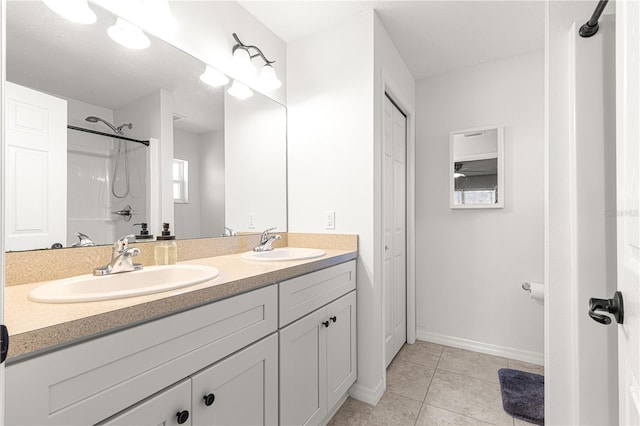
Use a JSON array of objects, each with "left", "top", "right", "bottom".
[
  {"left": 450, "top": 125, "right": 504, "bottom": 209},
  {"left": 5, "top": 1, "right": 287, "bottom": 251}
]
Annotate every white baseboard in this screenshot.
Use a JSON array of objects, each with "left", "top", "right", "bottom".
[
  {"left": 348, "top": 378, "right": 385, "bottom": 406},
  {"left": 416, "top": 329, "right": 544, "bottom": 366}
]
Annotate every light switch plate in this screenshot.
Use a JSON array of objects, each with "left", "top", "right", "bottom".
[
  {"left": 325, "top": 211, "right": 335, "bottom": 230},
  {"left": 248, "top": 212, "right": 256, "bottom": 229}
]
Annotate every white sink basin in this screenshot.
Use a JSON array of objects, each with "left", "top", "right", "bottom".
[
  {"left": 241, "top": 247, "right": 326, "bottom": 262},
  {"left": 28, "top": 264, "right": 220, "bottom": 304}
]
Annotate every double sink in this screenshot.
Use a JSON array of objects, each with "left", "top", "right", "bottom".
[{"left": 28, "top": 248, "right": 326, "bottom": 304}]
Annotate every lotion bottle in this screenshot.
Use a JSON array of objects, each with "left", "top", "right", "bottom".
[{"left": 155, "top": 223, "right": 177, "bottom": 265}]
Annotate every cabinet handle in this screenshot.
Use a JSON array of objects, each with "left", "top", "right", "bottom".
[
  {"left": 322, "top": 320, "right": 330, "bottom": 328},
  {"left": 203, "top": 393, "right": 216, "bottom": 406},
  {"left": 330, "top": 316, "right": 337, "bottom": 323},
  {"left": 176, "top": 410, "right": 189, "bottom": 424}
]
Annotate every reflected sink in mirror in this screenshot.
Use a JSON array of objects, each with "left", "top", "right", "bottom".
[
  {"left": 241, "top": 248, "right": 326, "bottom": 262},
  {"left": 28, "top": 264, "right": 220, "bottom": 304}
]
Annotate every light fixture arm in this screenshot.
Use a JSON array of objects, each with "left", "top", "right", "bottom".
[{"left": 232, "top": 33, "right": 275, "bottom": 65}]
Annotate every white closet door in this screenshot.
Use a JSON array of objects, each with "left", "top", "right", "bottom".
[
  {"left": 5, "top": 82, "right": 67, "bottom": 251},
  {"left": 384, "top": 95, "right": 407, "bottom": 367}
]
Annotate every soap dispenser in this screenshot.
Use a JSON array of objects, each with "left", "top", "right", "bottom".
[
  {"left": 155, "top": 223, "right": 177, "bottom": 265},
  {"left": 133, "top": 223, "right": 154, "bottom": 240}
]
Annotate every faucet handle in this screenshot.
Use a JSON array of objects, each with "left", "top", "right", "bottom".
[
  {"left": 114, "top": 234, "right": 136, "bottom": 252},
  {"left": 261, "top": 227, "right": 277, "bottom": 243}
]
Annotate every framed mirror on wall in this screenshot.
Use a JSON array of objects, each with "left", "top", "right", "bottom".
[
  {"left": 4, "top": 1, "right": 287, "bottom": 251},
  {"left": 449, "top": 125, "right": 504, "bottom": 209}
]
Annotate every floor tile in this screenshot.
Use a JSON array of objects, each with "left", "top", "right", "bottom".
[
  {"left": 415, "top": 404, "right": 497, "bottom": 426},
  {"left": 508, "top": 359, "right": 544, "bottom": 376},
  {"left": 425, "top": 369, "right": 514, "bottom": 426},
  {"left": 367, "top": 391, "right": 422, "bottom": 426},
  {"left": 327, "top": 397, "right": 374, "bottom": 426},
  {"left": 395, "top": 340, "right": 444, "bottom": 368},
  {"left": 438, "top": 346, "right": 509, "bottom": 383},
  {"left": 386, "top": 358, "right": 435, "bottom": 401}
]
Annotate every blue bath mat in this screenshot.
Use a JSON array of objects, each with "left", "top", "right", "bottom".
[{"left": 498, "top": 368, "right": 544, "bottom": 425}]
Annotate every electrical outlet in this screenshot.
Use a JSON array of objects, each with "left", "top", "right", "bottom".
[
  {"left": 248, "top": 212, "right": 256, "bottom": 229},
  {"left": 325, "top": 211, "right": 335, "bottom": 230}
]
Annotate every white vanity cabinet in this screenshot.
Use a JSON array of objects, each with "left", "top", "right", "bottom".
[
  {"left": 6, "top": 285, "right": 278, "bottom": 425},
  {"left": 279, "top": 260, "right": 357, "bottom": 425},
  {"left": 101, "top": 334, "right": 278, "bottom": 426}
]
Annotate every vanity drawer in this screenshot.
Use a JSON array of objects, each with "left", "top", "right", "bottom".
[
  {"left": 279, "top": 260, "right": 356, "bottom": 327},
  {"left": 6, "top": 284, "right": 277, "bottom": 426}
]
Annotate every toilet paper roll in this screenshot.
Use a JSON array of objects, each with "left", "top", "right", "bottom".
[{"left": 528, "top": 282, "right": 545, "bottom": 301}]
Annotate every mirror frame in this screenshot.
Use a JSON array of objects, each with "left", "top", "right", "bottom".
[{"left": 449, "top": 124, "right": 504, "bottom": 209}]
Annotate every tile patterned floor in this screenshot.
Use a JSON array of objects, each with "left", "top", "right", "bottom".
[{"left": 329, "top": 340, "right": 544, "bottom": 426}]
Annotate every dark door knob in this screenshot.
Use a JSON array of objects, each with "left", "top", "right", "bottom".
[
  {"left": 203, "top": 393, "right": 215, "bottom": 406},
  {"left": 322, "top": 320, "right": 330, "bottom": 328},
  {"left": 176, "top": 410, "right": 189, "bottom": 424},
  {"left": 589, "top": 291, "right": 624, "bottom": 325},
  {"left": 330, "top": 316, "right": 337, "bottom": 323}
]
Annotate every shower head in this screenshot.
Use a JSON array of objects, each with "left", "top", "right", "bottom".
[{"left": 85, "top": 116, "right": 121, "bottom": 135}]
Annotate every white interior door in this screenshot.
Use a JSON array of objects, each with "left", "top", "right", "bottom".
[
  {"left": 616, "top": 1, "right": 640, "bottom": 423},
  {"left": 384, "top": 95, "right": 406, "bottom": 367},
  {"left": 4, "top": 82, "right": 66, "bottom": 251}
]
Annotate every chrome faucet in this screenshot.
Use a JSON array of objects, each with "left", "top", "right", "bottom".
[
  {"left": 71, "top": 232, "right": 95, "bottom": 247},
  {"left": 94, "top": 234, "right": 143, "bottom": 276},
  {"left": 253, "top": 228, "right": 281, "bottom": 252}
]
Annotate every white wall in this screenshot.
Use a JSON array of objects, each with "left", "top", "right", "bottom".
[
  {"left": 200, "top": 130, "right": 225, "bottom": 237},
  {"left": 288, "top": 10, "right": 378, "bottom": 402},
  {"left": 225, "top": 92, "right": 286, "bottom": 233},
  {"left": 547, "top": 2, "right": 617, "bottom": 424},
  {"left": 94, "top": 1, "right": 287, "bottom": 104},
  {"left": 415, "top": 50, "right": 544, "bottom": 362},
  {"left": 173, "top": 128, "right": 202, "bottom": 239}
]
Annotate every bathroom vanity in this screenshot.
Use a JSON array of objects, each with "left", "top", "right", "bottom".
[{"left": 4, "top": 249, "right": 357, "bottom": 425}]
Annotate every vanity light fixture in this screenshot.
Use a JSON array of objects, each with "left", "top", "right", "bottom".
[
  {"left": 108, "top": 18, "right": 151, "bottom": 50},
  {"left": 43, "top": 0, "right": 96, "bottom": 24},
  {"left": 231, "top": 33, "right": 282, "bottom": 92},
  {"left": 200, "top": 65, "right": 230, "bottom": 87},
  {"left": 228, "top": 80, "right": 254, "bottom": 100}
]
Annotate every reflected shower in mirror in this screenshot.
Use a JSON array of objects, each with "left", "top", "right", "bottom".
[
  {"left": 450, "top": 126, "right": 504, "bottom": 209},
  {"left": 5, "top": 1, "right": 287, "bottom": 251}
]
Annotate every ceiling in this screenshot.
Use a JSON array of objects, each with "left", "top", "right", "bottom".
[{"left": 238, "top": 1, "right": 545, "bottom": 80}]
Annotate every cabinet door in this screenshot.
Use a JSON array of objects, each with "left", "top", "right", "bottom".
[
  {"left": 191, "top": 334, "right": 278, "bottom": 426},
  {"left": 280, "top": 307, "right": 328, "bottom": 426},
  {"left": 99, "top": 379, "right": 191, "bottom": 426},
  {"left": 326, "top": 291, "right": 358, "bottom": 410}
]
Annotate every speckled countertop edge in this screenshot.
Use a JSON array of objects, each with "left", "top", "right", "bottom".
[{"left": 5, "top": 249, "right": 357, "bottom": 363}]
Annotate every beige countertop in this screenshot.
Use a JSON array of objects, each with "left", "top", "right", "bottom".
[{"left": 5, "top": 248, "right": 357, "bottom": 363}]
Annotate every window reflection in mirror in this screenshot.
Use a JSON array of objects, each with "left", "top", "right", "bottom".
[{"left": 450, "top": 126, "right": 504, "bottom": 209}]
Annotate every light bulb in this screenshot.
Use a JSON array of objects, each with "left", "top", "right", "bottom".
[
  {"left": 227, "top": 80, "right": 253, "bottom": 100},
  {"left": 200, "top": 66, "right": 230, "bottom": 87},
  {"left": 232, "top": 47, "right": 256, "bottom": 79},
  {"left": 108, "top": 18, "right": 151, "bottom": 50},
  {"left": 259, "top": 64, "right": 282, "bottom": 91},
  {"left": 43, "top": 0, "right": 96, "bottom": 24}
]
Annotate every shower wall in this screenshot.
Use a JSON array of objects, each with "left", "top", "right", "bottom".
[{"left": 66, "top": 98, "right": 117, "bottom": 246}]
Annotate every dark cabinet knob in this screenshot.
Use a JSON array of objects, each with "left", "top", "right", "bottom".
[
  {"left": 176, "top": 410, "right": 189, "bottom": 424},
  {"left": 322, "top": 320, "right": 330, "bottom": 328},
  {"left": 330, "top": 316, "right": 337, "bottom": 323},
  {"left": 203, "top": 393, "right": 215, "bottom": 406}
]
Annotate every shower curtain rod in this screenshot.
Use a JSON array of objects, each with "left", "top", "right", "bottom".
[
  {"left": 67, "top": 125, "right": 150, "bottom": 147},
  {"left": 579, "top": 0, "right": 609, "bottom": 38}
]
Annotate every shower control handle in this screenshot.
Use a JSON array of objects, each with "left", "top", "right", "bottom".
[{"left": 588, "top": 291, "right": 624, "bottom": 325}]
